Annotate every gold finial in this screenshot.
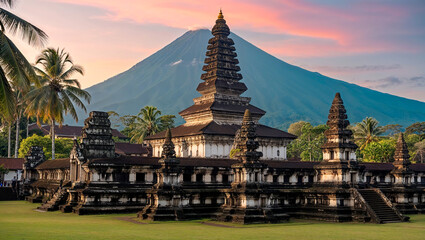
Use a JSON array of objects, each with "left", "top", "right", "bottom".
[{"left": 218, "top": 9, "right": 224, "bottom": 19}]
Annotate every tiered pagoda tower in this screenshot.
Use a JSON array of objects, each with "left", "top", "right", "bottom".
[
  {"left": 70, "top": 111, "right": 115, "bottom": 183},
  {"left": 316, "top": 93, "right": 358, "bottom": 184},
  {"left": 179, "top": 10, "right": 265, "bottom": 125},
  {"left": 144, "top": 11, "right": 295, "bottom": 159},
  {"left": 218, "top": 109, "right": 288, "bottom": 223},
  {"left": 139, "top": 129, "right": 186, "bottom": 221},
  {"left": 321, "top": 93, "right": 357, "bottom": 163},
  {"left": 391, "top": 133, "right": 412, "bottom": 185}
]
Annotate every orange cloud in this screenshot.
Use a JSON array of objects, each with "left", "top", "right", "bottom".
[{"left": 47, "top": 0, "right": 416, "bottom": 56}]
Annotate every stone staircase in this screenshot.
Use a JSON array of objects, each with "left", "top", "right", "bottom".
[
  {"left": 37, "top": 188, "right": 68, "bottom": 212},
  {"left": 357, "top": 189, "right": 405, "bottom": 223}
]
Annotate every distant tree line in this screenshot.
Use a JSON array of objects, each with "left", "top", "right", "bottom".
[{"left": 287, "top": 118, "right": 425, "bottom": 163}]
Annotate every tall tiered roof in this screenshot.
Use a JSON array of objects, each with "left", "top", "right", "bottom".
[
  {"left": 322, "top": 93, "right": 357, "bottom": 150},
  {"left": 393, "top": 133, "right": 411, "bottom": 167},
  {"left": 179, "top": 10, "right": 265, "bottom": 125},
  {"left": 80, "top": 111, "right": 115, "bottom": 159},
  {"left": 233, "top": 109, "right": 263, "bottom": 163},
  {"left": 161, "top": 129, "right": 176, "bottom": 159},
  {"left": 145, "top": 11, "right": 294, "bottom": 143}
]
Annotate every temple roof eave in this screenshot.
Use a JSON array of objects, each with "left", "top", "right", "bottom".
[{"left": 144, "top": 121, "right": 296, "bottom": 140}]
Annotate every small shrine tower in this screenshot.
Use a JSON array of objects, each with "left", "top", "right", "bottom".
[
  {"left": 316, "top": 93, "right": 358, "bottom": 184},
  {"left": 391, "top": 133, "right": 412, "bottom": 185}
]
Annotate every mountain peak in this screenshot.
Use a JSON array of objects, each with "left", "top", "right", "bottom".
[{"left": 80, "top": 28, "right": 425, "bottom": 129}]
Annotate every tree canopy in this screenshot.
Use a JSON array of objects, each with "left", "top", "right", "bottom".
[{"left": 287, "top": 123, "right": 328, "bottom": 161}]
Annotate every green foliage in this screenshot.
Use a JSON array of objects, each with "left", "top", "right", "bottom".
[
  {"left": 122, "top": 106, "right": 175, "bottom": 143},
  {"left": 107, "top": 111, "right": 121, "bottom": 129},
  {"left": 18, "top": 134, "right": 50, "bottom": 158},
  {"left": 0, "top": 1, "right": 48, "bottom": 118},
  {"left": 287, "top": 122, "right": 328, "bottom": 161},
  {"left": 353, "top": 117, "right": 384, "bottom": 149},
  {"left": 112, "top": 136, "right": 129, "bottom": 143},
  {"left": 28, "top": 128, "right": 44, "bottom": 137},
  {"left": 26, "top": 48, "right": 91, "bottom": 125},
  {"left": 382, "top": 124, "right": 402, "bottom": 136},
  {"left": 287, "top": 121, "right": 309, "bottom": 137},
  {"left": 405, "top": 122, "right": 425, "bottom": 140},
  {"left": 25, "top": 48, "right": 90, "bottom": 159},
  {"left": 160, "top": 115, "right": 176, "bottom": 130},
  {"left": 362, "top": 139, "right": 396, "bottom": 163},
  {"left": 18, "top": 135, "right": 73, "bottom": 159},
  {"left": 412, "top": 140, "right": 425, "bottom": 163},
  {"left": 0, "top": 134, "right": 7, "bottom": 157},
  {"left": 405, "top": 134, "right": 421, "bottom": 159},
  {"left": 0, "top": 164, "right": 9, "bottom": 175}
]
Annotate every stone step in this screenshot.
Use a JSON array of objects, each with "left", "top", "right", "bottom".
[{"left": 358, "top": 189, "right": 402, "bottom": 223}]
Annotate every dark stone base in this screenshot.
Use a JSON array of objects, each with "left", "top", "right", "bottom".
[
  {"left": 395, "top": 203, "right": 420, "bottom": 215},
  {"left": 216, "top": 207, "right": 290, "bottom": 224},
  {"left": 0, "top": 188, "right": 18, "bottom": 201},
  {"left": 60, "top": 204, "right": 75, "bottom": 213},
  {"left": 73, "top": 205, "right": 145, "bottom": 215},
  {"left": 25, "top": 195, "right": 42, "bottom": 203},
  {"left": 282, "top": 205, "right": 369, "bottom": 223},
  {"left": 138, "top": 206, "right": 185, "bottom": 221}
]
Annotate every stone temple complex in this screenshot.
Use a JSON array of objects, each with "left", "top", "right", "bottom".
[
  {"left": 144, "top": 10, "right": 296, "bottom": 160},
  {"left": 21, "top": 11, "right": 425, "bottom": 224}
]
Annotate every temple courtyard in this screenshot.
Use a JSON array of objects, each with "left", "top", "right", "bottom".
[{"left": 0, "top": 201, "right": 423, "bottom": 240}]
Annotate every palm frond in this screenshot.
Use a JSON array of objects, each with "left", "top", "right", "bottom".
[
  {"left": 65, "top": 85, "right": 91, "bottom": 103},
  {"left": 0, "top": 0, "right": 14, "bottom": 8},
  {"left": 59, "top": 65, "right": 84, "bottom": 80},
  {"left": 0, "top": 65, "right": 14, "bottom": 117},
  {"left": 0, "top": 8, "right": 48, "bottom": 46},
  {"left": 59, "top": 90, "right": 78, "bottom": 122},
  {"left": 0, "top": 33, "right": 40, "bottom": 90}
]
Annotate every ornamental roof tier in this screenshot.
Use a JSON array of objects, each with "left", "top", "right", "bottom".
[
  {"left": 144, "top": 121, "right": 296, "bottom": 140},
  {"left": 178, "top": 10, "right": 266, "bottom": 125}
]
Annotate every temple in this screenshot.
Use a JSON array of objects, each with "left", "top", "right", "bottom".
[
  {"left": 19, "top": 11, "right": 425, "bottom": 224},
  {"left": 144, "top": 11, "right": 295, "bottom": 160}
]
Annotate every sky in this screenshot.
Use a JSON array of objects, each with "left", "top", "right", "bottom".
[{"left": 9, "top": 0, "right": 425, "bottom": 102}]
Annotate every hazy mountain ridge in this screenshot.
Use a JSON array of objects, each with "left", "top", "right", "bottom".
[{"left": 76, "top": 29, "right": 425, "bottom": 129}]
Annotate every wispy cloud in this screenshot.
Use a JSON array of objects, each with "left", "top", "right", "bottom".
[
  {"left": 170, "top": 59, "right": 183, "bottom": 66},
  {"left": 360, "top": 76, "right": 425, "bottom": 89},
  {"left": 313, "top": 64, "right": 401, "bottom": 73}
]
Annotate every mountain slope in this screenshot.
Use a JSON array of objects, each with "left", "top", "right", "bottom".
[{"left": 79, "top": 29, "right": 425, "bottom": 129}]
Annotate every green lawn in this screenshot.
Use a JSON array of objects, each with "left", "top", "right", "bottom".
[{"left": 0, "top": 201, "right": 424, "bottom": 240}]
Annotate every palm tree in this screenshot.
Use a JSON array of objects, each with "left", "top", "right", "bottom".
[
  {"left": 128, "top": 106, "right": 175, "bottom": 143},
  {"left": 353, "top": 117, "right": 384, "bottom": 150},
  {"left": 0, "top": 110, "right": 12, "bottom": 157},
  {"left": 129, "top": 106, "right": 162, "bottom": 143},
  {"left": 12, "top": 88, "right": 24, "bottom": 157},
  {"left": 25, "top": 48, "right": 90, "bottom": 159},
  {"left": 0, "top": 0, "right": 47, "bottom": 119}
]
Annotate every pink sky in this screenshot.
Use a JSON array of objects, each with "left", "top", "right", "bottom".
[{"left": 9, "top": 0, "right": 425, "bottom": 101}]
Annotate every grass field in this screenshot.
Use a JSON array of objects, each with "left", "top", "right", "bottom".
[{"left": 0, "top": 201, "right": 425, "bottom": 240}]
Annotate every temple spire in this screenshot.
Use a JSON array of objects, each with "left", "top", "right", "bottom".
[
  {"left": 394, "top": 133, "right": 410, "bottom": 165},
  {"left": 234, "top": 109, "right": 263, "bottom": 163},
  {"left": 243, "top": 108, "right": 252, "bottom": 122},
  {"left": 218, "top": 9, "right": 223, "bottom": 19},
  {"left": 162, "top": 128, "right": 176, "bottom": 159},
  {"left": 321, "top": 93, "right": 357, "bottom": 162},
  {"left": 179, "top": 12, "right": 266, "bottom": 125}
]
